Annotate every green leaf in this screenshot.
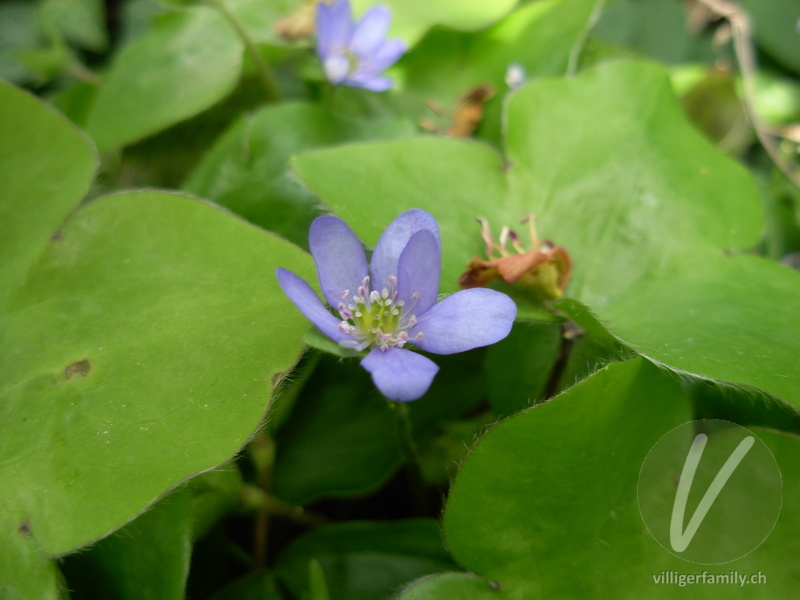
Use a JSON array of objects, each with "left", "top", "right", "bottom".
[
  {"left": 0, "top": 80, "right": 95, "bottom": 304},
  {"left": 407, "top": 350, "right": 488, "bottom": 439},
  {"left": 390, "top": 0, "right": 597, "bottom": 148},
  {"left": 553, "top": 327, "right": 627, "bottom": 394},
  {"left": 444, "top": 359, "right": 689, "bottom": 593},
  {"left": 0, "top": 80, "right": 314, "bottom": 558},
  {"left": 86, "top": 5, "right": 242, "bottom": 151},
  {"left": 738, "top": 0, "right": 800, "bottom": 74},
  {"left": 757, "top": 167, "right": 800, "bottom": 260},
  {"left": 275, "top": 520, "right": 457, "bottom": 600},
  {"left": 272, "top": 356, "right": 401, "bottom": 505},
  {"left": 303, "top": 327, "right": 364, "bottom": 359},
  {"left": 206, "top": 570, "right": 285, "bottom": 600},
  {"left": 39, "top": 0, "right": 108, "bottom": 52},
  {"left": 0, "top": 78, "right": 93, "bottom": 597},
  {"left": 156, "top": 0, "right": 201, "bottom": 7},
  {"left": 1, "top": 190, "right": 313, "bottom": 555},
  {"left": 397, "top": 572, "right": 504, "bottom": 599},
  {"left": 403, "top": 359, "right": 800, "bottom": 598},
  {"left": 484, "top": 322, "right": 562, "bottom": 418},
  {"left": 308, "top": 559, "right": 331, "bottom": 600},
  {"left": 416, "top": 410, "right": 496, "bottom": 485},
  {"left": 398, "top": 0, "right": 597, "bottom": 105},
  {"left": 294, "top": 135, "right": 509, "bottom": 292},
  {"left": 293, "top": 60, "right": 800, "bottom": 421},
  {"left": 752, "top": 71, "right": 800, "bottom": 127},
  {"left": 0, "top": 2, "right": 41, "bottom": 84},
  {"left": 188, "top": 465, "right": 243, "bottom": 542},
  {"left": 601, "top": 254, "right": 800, "bottom": 408},
  {"left": 679, "top": 69, "right": 752, "bottom": 154},
  {"left": 223, "top": 0, "right": 308, "bottom": 46},
  {"left": 47, "top": 80, "right": 98, "bottom": 128},
  {"left": 351, "top": 0, "right": 519, "bottom": 46},
  {"left": 60, "top": 488, "right": 193, "bottom": 600},
  {"left": 16, "top": 42, "right": 73, "bottom": 84},
  {"left": 0, "top": 514, "right": 61, "bottom": 600},
  {"left": 273, "top": 350, "right": 486, "bottom": 505},
  {"left": 184, "top": 102, "right": 414, "bottom": 247},
  {"left": 591, "top": 0, "right": 706, "bottom": 65},
  {"left": 146, "top": 0, "right": 306, "bottom": 49}
]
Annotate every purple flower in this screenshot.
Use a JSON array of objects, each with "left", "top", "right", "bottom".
[
  {"left": 315, "top": 0, "right": 406, "bottom": 92},
  {"left": 276, "top": 209, "right": 517, "bottom": 402}
]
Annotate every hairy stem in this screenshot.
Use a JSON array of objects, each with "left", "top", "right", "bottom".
[
  {"left": 207, "top": 0, "right": 282, "bottom": 102},
  {"left": 696, "top": 0, "right": 800, "bottom": 189},
  {"left": 389, "top": 401, "right": 430, "bottom": 515},
  {"left": 542, "top": 323, "right": 576, "bottom": 400},
  {"left": 249, "top": 433, "right": 274, "bottom": 568},
  {"left": 567, "top": 0, "right": 606, "bottom": 77}
]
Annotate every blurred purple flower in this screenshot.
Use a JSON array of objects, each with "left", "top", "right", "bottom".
[
  {"left": 277, "top": 209, "right": 517, "bottom": 402},
  {"left": 315, "top": 0, "right": 406, "bottom": 92}
]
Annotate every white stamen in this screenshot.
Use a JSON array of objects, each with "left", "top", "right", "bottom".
[{"left": 334, "top": 271, "right": 425, "bottom": 352}]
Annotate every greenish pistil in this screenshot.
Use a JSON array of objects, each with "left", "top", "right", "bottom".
[
  {"left": 337, "top": 275, "right": 423, "bottom": 351},
  {"left": 344, "top": 49, "right": 358, "bottom": 75}
]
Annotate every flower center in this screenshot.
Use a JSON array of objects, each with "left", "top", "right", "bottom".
[
  {"left": 343, "top": 49, "right": 359, "bottom": 74},
  {"left": 336, "top": 276, "right": 423, "bottom": 351}
]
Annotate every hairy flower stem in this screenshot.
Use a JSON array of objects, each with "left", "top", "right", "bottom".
[
  {"left": 323, "top": 83, "right": 338, "bottom": 113},
  {"left": 389, "top": 402, "right": 430, "bottom": 515},
  {"left": 206, "top": 0, "right": 282, "bottom": 102},
  {"left": 541, "top": 323, "right": 576, "bottom": 401},
  {"left": 567, "top": 0, "right": 605, "bottom": 77},
  {"left": 249, "top": 433, "right": 274, "bottom": 568}
]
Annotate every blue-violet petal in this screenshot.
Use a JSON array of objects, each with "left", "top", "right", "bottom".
[
  {"left": 370, "top": 208, "right": 440, "bottom": 289},
  {"left": 309, "top": 215, "right": 369, "bottom": 307},
  {"left": 350, "top": 5, "right": 392, "bottom": 57},
  {"left": 361, "top": 347, "right": 439, "bottom": 402},
  {"left": 397, "top": 229, "right": 440, "bottom": 316},
  {"left": 276, "top": 268, "right": 350, "bottom": 343},
  {"left": 411, "top": 288, "right": 516, "bottom": 354},
  {"left": 348, "top": 75, "right": 393, "bottom": 92},
  {"left": 365, "top": 40, "right": 406, "bottom": 75},
  {"left": 316, "top": 0, "right": 353, "bottom": 57}
]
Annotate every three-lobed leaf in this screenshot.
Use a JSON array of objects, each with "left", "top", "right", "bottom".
[
  {"left": 86, "top": 5, "right": 242, "bottom": 151},
  {"left": 402, "top": 359, "right": 800, "bottom": 598},
  {"left": 293, "top": 60, "right": 800, "bottom": 420},
  {"left": 0, "top": 74, "right": 313, "bottom": 596}
]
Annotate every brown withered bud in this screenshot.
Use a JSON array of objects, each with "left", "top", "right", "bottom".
[
  {"left": 274, "top": 0, "right": 318, "bottom": 42},
  {"left": 459, "top": 215, "right": 572, "bottom": 301},
  {"left": 419, "top": 85, "right": 495, "bottom": 138},
  {"left": 448, "top": 85, "right": 495, "bottom": 138}
]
